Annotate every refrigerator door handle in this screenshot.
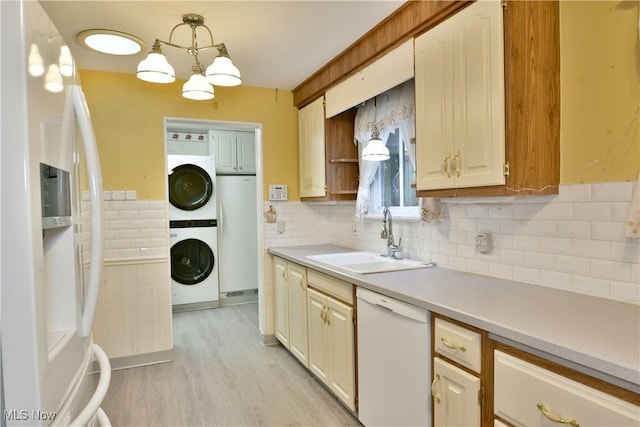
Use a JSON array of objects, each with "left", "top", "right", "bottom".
[
  {"left": 71, "top": 344, "right": 111, "bottom": 426},
  {"left": 67, "top": 84, "right": 104, "bottom": 337}
]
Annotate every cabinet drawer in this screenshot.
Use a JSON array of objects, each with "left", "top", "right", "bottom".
[
  {"left": 434, "top": 317, "right": 482, "bottom": 373},
  {"left": 307, "top": 269, "right": 353, "bottom": 305},
  {"left": 494, "top": 350, "right": 640, "bottom": 426}
]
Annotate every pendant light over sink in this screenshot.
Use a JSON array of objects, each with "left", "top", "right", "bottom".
[
  {"left": 136, "top": 13, "right": 241, "bottom": 101},
  {"left": 361, "top": 97, "right": 389, "bottom": 161}
]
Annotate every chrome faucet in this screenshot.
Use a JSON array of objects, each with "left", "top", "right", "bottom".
[{"left": 381, "top": 206, "right": 402, "bottom": 259}]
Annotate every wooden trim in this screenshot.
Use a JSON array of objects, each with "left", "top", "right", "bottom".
[
  {"left": 292, "top": 1, "right": 472, "bottom": 108},
  {"left": 493, "top": 341, "right": 640, "bottom": 408}
]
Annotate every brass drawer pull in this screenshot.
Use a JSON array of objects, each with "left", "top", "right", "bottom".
[
  {"left": 537, "top": 403, "right": 580, "bottom": 427},
  {"left": 441, "top": 337, "right": 466, "bottom": 352}
]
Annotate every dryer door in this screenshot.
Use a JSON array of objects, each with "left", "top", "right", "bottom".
[
  {"left": 171, "top": 238, "right": 215, "bottom": 285},
  {"left": 168, "top": 163, "right": 213, "bottom": 211}
]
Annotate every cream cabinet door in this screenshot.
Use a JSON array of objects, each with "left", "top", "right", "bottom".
[
  {"left": 288, "top": 263, "right": 308, "bottom": 368},
  {"left": 307, "top": 287, "right": 330, "bottom": 384},
  {"left": 273, "top": 257, "right": 289, "bottom": 348},
  {"left": 415, "top": 0, "right": 505, "bottom": 191},
  {"left": 326, "top": 297, "right": 355, "bottom": 411},
  {"left": 433, "top": 357, "right": 481, "bottom": 427},
  {"left": 236, "top": 131, "right": 255, "bottom": 173},
  {"left": 298, "top": 96, "right": 326, "bottom": 198},
  {"left": 415, "top": 12, "right": 455, "bottom": 190},
  {"left": 210, "top": 130, "right": 237, "bottom": 174}
]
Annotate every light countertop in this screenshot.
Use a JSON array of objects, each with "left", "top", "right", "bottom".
[{"left": 268, "top": 244, "right": 640, "bottom": 394}]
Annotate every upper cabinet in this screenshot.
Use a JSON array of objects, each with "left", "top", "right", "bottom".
[
  {"left": 298, "top": 96, "right": 359, "bottom": 202},
  {"left": 209, "top": 130, "right": 255, "bottom": 174},
  {"left": 298, "top": 97, "right": 327, "bottom": 198},
  {"left": 415, "top": 0, "right": 560, "bottom": 197},
  {"left": 415, "top": 0, "right": 506, "bottom": 192}
]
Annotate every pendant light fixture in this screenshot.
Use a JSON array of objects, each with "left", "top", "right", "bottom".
[
  {"left": 136, "top": 13, "right": 241, "bottom": 100},
  {"left": 361, "top": 97, "right": 390, "bottom": 161}
]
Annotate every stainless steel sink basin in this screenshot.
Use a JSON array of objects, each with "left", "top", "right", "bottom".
[{"left": 306, "top": 251, "right": 435, "bottom": 274}]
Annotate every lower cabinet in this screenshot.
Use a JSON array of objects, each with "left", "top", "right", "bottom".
[
  {"left": 433, "top": 357, "right": 481, "bottom": 427},
  {"left": 272, "top": 256, "right": 356, "bottom": 412},
  {"left": 273, "top": 257, "right": 308, "bottom": 367},
  {"left": 307, "top": 287, "right": 355, "bottom": 411}
]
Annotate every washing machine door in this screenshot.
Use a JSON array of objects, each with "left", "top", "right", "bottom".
[
  {"left": 168, "top": 163, "right": 213, "bottom": 211},
  {"left": 171, "top": 238, "right": 215, "bottom": 285}
]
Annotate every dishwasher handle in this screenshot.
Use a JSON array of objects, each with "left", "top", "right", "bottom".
[{"left": 357, "top": 287, "right": 429, "bottom": 323}]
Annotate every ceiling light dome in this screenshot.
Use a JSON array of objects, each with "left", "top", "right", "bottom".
[
  {"left": 205, "top": 44, "right": 241, "bottom": 87},
  {"left": 182, "top": 73, "right": 215, "bottom": 101},
  {"left": 137, "top": 42, "right": 176, "bottom": 84}
]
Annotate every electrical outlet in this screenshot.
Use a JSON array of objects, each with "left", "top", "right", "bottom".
[
  {"left": 277, "top": 222, "right": 285, "bottom": 234},
  {"left": 475, "top": 231, "right": 491, "bottom": 254}
]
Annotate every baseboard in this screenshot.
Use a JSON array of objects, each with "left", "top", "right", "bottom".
[
  {"left": 172, "top": 300, "right": 219, "bottom": 312},
  {"left": 261, "top": 334, "right": 279, "bottom": 346},
  {"left": 219, "top": 288, "right": 259, "bottom": 306},
  {"left": 91, "top": 349, "right": 174, "bottom": 373}
]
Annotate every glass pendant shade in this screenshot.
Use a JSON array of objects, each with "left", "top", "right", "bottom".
[
  {"left": 205, "top": 56, "right": 241, "bottom": 87},
  {"left": 361, "top": 137, "right": 390, "bottom": 161},
  {"left": 44, "top": 64, "right": 64, "bottom": 93},
  {"left": 28, "top": 43, "right": 44, "bottom": 77},
  {"left": 136, "top": 52, "right": 175, "bottom": 83},
  {"left": 59, "top": 45, "right": 74, "bottom": 77},
  {"left": 182, "top": 73, "right": 215, "bottom": 100}
]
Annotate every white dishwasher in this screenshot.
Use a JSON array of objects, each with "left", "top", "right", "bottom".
[{"left": 357, "top": 287, "right": 431, "bottom": 426}]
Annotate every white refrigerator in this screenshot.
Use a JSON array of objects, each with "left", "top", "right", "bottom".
[
  {"left": 216, "top": 175, "right": 258, "bottom": 295},
  {"left": 1, "top": 1, "right": 111, "bottom": 426}
]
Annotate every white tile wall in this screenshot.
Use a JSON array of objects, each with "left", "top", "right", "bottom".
[
  {"left": 94, "top": 200, "right": 173, "bottom": 361},
  {"left": 264, "top": 182, "right": 640, "bottom": 304}
]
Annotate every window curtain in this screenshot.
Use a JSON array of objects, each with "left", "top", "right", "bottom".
[{"left": 353, "top": 80, "right": 443, "bottom": 222}]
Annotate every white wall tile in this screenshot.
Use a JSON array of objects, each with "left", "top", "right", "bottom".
[
  {"left": 572, "top": 275, "right": 610, "bottom": 298},
  {"left": 573, "top": 202, "right": 611, "bottom": 221},
  {"left": 591, "top": 182, "right": 632, "bottom": 202},
  {"left": 558, "top": 184, "right": 591, "bottom": 202}
]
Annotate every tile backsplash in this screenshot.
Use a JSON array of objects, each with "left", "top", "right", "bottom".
[
  {"left": 264, "top": 182, "right": 639, "bottom": 304},
  {"left": 93, "top": 199, "right": 173, "bottom": 364}
]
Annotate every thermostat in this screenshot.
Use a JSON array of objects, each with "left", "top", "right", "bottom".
[{"left": 269, "top": 184, "right": 288, "bottom": 201}]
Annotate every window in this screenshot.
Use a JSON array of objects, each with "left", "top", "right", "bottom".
[
  {"left": 353, "top": 80, "right": 417, "bottom": 219},
  {"left": 370, "top": 129, "right": 418, "bottom": 216}
]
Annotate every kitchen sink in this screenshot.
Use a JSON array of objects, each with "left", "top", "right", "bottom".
[{"left": 306, "top": 251, "right": 436, "bottom": 274}]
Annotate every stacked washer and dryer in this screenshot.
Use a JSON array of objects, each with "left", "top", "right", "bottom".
[{"left": 167, "top": 134, "right": 220, "bottom": 311}]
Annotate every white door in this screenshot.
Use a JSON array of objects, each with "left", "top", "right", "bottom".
[
  {"left": 210, "top": 130, "right": 237, "bottom": 173},
  {"left": 326, "top": 297, "right": 355, "bottom": 411},
  {"left": 415, "top": 15, "right": 455, "bottom": 190},
  {"left": 236, "top": 131, "right": 256, "bottom": 173},
  {"left": 273, "top": 257, "right": 289, "bottom": 348},
  {"left": 307, "top": 288, "right": 330, "bottom": 385},
  {"left": 298, "top": 97, "right": 326, "bottom": 197},
  {"left": 433, "top": 357, "right": 481, "bottom": 427},
  {"left": 288, "top": 264, "right": 308, "bottom": 367},
  {"left": 452, "top": 0, "right": 505, "bottom": 188}
]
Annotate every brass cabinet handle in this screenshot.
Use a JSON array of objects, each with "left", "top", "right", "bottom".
[
  {"left": 325, "top": 307, "right": 330, "bottom": 325},
  {"left": 443, "top": 153, "right": 452, "bottom": 178},
  {"left": 453, "top": 150, "right": 461, "bottom": 177},
  {"left": 431, "top": 373, "right": 441, "bottom": 404},
  {"left": 282, "top": 269, "right": 287, "bottom": 280},
  {"left": 299, "top": 274, "right": 306, "bottom": 290},
  {"left": 441, "top": 337, "right": 466, "bottom": 352},
  {"left": 537, "top": 403, "right": 580, "bottom": 427}
]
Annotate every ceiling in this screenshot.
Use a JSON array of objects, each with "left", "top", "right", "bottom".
[{"left": 40, "top": 1, "right": 406, "bottom": 91}]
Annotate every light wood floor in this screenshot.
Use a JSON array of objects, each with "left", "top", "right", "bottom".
[{"left": 101, "top": 303, "right": 361, "bottom": 426}]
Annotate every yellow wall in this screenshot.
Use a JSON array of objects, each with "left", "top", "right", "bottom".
[
  {"left": 560, "top": 1, "right": 639, "bottom": 182},
  {"left": 82, "top": 1, "right": 639, "bottom": 203},
  {"left": 79, "top": 70, "right": 300, "bottom": 200}
]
